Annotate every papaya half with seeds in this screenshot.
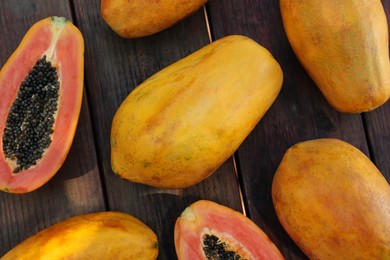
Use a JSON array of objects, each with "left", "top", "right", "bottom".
[
  {"left": 0, "top": 17, "right": 84, "bottom": 193},
  {"left": 280, "top": 0, "right": 390, "bottom": 113},
  {"left": 110, "top": 35, "right": 283, "bottom": 189},
  {"left": 272, "top": 138, "right": 390, "bottom": 259},
  {"left": 1, "top": 211, "right": 158, "bottom": 259},
  {"left": 174, "top": 200, "right": 284, "bottom": 259},
  {"left": 101, "top": 0, "right": 208, "bottom": 38}
]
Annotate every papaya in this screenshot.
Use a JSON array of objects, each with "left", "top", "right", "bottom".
[
  {"left": 280, "top": 0, "right": 390, "bottom": 113},
  {"left": 272, "top": 138, "right": 390, "bottom": 259},
  {"left": 110, "top": 35, "right": 283, "bottom": 189},
  {"left": 174, "top": 200, "right": 284, "bottom": 259},
  {"left": 101, "top": 0, "right": 207, "bottom": 38},
  {"left": 1, "top": 211, "right": 158, "bottom": 259},
  {"left": 0, "top": 17, "right": 84, "bottom": 193}
]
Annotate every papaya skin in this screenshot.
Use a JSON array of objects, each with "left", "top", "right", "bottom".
[
  {"left": 110, "top": 35, "right": 283, "bottom": 189},
  {"left": 1, "top": 211, "right": 158, "bottom": 260},
  {"left": 101, "top": 0, "right": 207, "bottom": 38},
  {"left": 272, "top": 138, "right": 390, "bottom": 259},
  {"left": 280, "top": 0, "right": 390, "bottom": 113}
]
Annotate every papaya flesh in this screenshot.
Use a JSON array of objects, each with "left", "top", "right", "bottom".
[
  {"left": 280, "top": 0, "right": 390, "bottom": 113},
  {"left": 101, "top": 0, "right": 207, "bottom": 38},
  {"left": 174, "top": 200, "right": 284, "bottom": 259},
  {"left": 272, "top": 138, "right": 390, "bottom": 259},
  {"left": 110, "top": 35, "right": 283, "bottom": 189},
  {"left": 1, "top": 211, "right": 158, "bottom": 259},
  {"left": 0, "top": 17, "right": 84, "bottom": 193}
]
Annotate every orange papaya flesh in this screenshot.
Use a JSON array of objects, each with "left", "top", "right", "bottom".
[
  {"left": 1, "top": 211, "right": 159, "bottom": 259},
  {"left": 0, "top": 17, "right": 84, "bottom": 193},
  {"left": 174, "top": 200, "right": 284, "bottom": 260}
]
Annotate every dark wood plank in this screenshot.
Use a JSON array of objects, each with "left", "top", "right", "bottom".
[
  {"left": 207, "top": 0, "right": 374, "bottom": 259},
  {"left": 364, "top": 104, "right": 390, "bottom": 181},
  {"left": 0, "top": 0, "right": 105, "bottom": 255},
  {"left": 72, "top": 1, "right": 243, "bottom": 259}
]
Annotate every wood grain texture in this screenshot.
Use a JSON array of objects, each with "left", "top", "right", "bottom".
[
  {"left": 207, "top": 0, "right": 377, "bottom": 259},
  {"left": 0, "top": 0, "right": 105, "bottom": 256},
  {"left": 71, "top": 1, "right": 243, "bottom": 259},
  {"left": 364, "top": 103, "right": 390, "bottom": 181}
]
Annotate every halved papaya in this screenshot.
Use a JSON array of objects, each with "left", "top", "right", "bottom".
[
  {"left": 0, "top": 17, "right": 84, "bottom": 193},
  {"left": 174, "top": 200, "right": 284, "bottom": 259},
  {"left": 1, "top": 211, "right": 158, "bottom": 259}
]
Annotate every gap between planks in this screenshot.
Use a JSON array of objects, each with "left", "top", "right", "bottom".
[{"left": 202, "top": 5, "right": 247, "bottom": 217}]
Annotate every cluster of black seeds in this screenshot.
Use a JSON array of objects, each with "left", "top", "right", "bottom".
[
  {"left": 203, "top": 234, "right": 242, "bottom": 260},
  {"left": 2, "top": 55, "right": 59, "bottom": 173}
]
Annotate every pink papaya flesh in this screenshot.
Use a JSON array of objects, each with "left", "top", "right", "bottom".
[
  {"left": 174, "top": 200, "right": 284, "bottom": 259},
  {"left": 0, "top": 17, "right": 84, "bottom": 193}
]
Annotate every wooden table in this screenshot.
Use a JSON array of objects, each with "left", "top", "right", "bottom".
[{"left": 1, "top": 1, "right": 389, "bottom": 259}]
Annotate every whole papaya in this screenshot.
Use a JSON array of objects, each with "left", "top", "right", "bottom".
[
  {"left": 1, "top": 212, "right": 158, "bottom": 259},
  {"left": 101, "top": 0, "right": 207, "bottom": 38},
  {"left": 272, "top": 138, "right": 390, "bottom": 259},
  {"left": 111, "top": 35, "right": 283, "bottom": 189},
  {"left": 280, "top": 0, "right": 390, "bottom": 113}
]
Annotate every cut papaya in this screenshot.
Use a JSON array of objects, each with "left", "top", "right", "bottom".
[
  {"left": 0, "top": 17, "right": 84, "bottom": 193},
  {"left": 174, "top": 200, "right": 284, "bottom": 259},
  {"left": 1, "top": 211, "right": 159, "bottom": 259}
]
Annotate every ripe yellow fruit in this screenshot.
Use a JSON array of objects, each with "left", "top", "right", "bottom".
[
  {"left": 2, "top": 212, "right": 158, "bottom": 259},
  {"left": 273, "top": 138, "right": 390, "bottom": 259},
  {"left": 111, "top": 35, "right": 283, "bottom": 189},
  {"left": 101, "top": 0, "right": 207, "bottom": 38},
  {"left": 281, "top": 0, "right": 390, "bottom": 112}
]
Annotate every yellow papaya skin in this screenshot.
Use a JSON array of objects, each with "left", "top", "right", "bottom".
[
  {"left": 272, "top": 138, "right": 390, "bottom": 259},
  {"left": 280, "top": 0, "right": 390, "bottom": 113},
  {"left": 1, "top": 212, "right": 158, "bottom": 260},
  {"left": 101, "top": 0, "right": 207, "bottom": 38},
  {"left": 111, "top": 35, "right": 283, "bottom": 189}
]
